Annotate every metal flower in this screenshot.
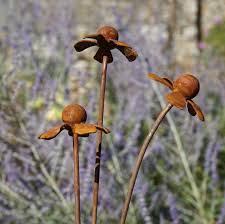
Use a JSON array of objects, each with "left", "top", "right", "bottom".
[
  {"left": 74, "top": 26, "right": 138, "bottom": 63},
  {"left": 148, "top": 73, "right": 205, "bottom": 121},
  {"left": 39, "top": 104, "right": 110, "bottom": 140}
]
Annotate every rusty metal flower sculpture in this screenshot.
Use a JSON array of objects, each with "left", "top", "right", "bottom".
[
  {"left": 39, "top": 104, "right": 110, "bottom": 139},
  {"left": 74, "top": 25, "right": 137, "bottom": 224},
  {"left": 148, "top": 73, "right": 204, "bottom": 121},
  {"left": 74, "top": 26, "right": 138, "bottom": 63},
  {"left": 120, "top": 74, "right": 205, "bottom": 224},
  {"left": 39, "top": 104, "right": 109, "bottom": 224}
]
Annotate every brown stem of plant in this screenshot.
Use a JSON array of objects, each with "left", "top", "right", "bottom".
[
  {"left": 73, "top": 133, "right": 81, "bottom": 224},
  {"left": 91, "top": 55, "right": 108, "bottom": 224},
  {"left": 119, "top": 104, "right": 173, "bottom": 224}
]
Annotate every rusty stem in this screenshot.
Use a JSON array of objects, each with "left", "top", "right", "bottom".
[
  {"left": 119, "top": 104, "right": 173, "bottom": 224},
  {"left": 73, "top": 133, "right": 81, "bottom": 224},
  {"left": 91, "top": 55, "right": 108, "bottom": 224}
]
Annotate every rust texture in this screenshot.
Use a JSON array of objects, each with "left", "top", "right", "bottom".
[
  {"left": 38, "top": 104, "right": 110, "bottom": 224},
  {"left": 74, "top": 25, "right": 138, "bottom": 63},
  {"left": 73, "top": 133, "right": 80, "bottom": 224},
  {"left": 91, "top": 55, "right": 108, "bottom": 224},
  {"left": 74, "top": 26, "right": 138, "bottom": 224},
  {"left": 62, "top": 104, "right": 87, "bottom": 125},
  {"left": 120, "top": 73, "right": 205, "bottom": 224},
  {"left": 173, "top": 74, "right": 200, "bottom": 99},
  {"left": 148, "top": 73, "right": 205, "bottom": 121},
  {"left": 120, "top": 104, "right": 173, "bottom": 224},
  {"left": 38, "top": 104, "right": 110, "bottom": 140}
]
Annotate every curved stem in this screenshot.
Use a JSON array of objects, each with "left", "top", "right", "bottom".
[
  {"left": 119, "top": 104, "right": 173, "bottom": 224},
  {"left": 91, "top": 55, "right": 108, "bottom": 224},
  {"left": 73, "top": 133, "right": 80, "bottom": 224},
  {"left": 150, "top": 80, "right": 206, "bottom": 222}
]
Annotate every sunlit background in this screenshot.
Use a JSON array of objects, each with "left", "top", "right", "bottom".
[{"left": 0, "top": 0, "right": 225, "bottom": 223}]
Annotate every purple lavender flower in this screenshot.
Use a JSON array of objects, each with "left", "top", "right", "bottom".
[
  {"left": 213, "top": 16, "right": 222, "bottom": 25},
  {"left": 167, "top": 193, "right": 180, "bottom": 224},
  {"left": 198, "top": 42, "right": 207, "bottom": 50},
  {"left": 217, "top": 191, "right": 225, "bottom": 224},
  {"left": 211, "top": 143, "right": 221, "bottom": 188}
]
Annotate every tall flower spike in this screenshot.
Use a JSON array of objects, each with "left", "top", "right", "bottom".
[
  {"left": 148, "top": 73, "right": 205, "bottom": 121},
  {"left": 38, "top": 104, "right": 110, "bottom": 224},
  {"left": 74, "top": 26, "right": 138, "bottom": 63}
]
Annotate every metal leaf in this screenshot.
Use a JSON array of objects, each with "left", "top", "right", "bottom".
[
  {"left": 187, "top": 100, "right": 205, "bottom": 121},
  {"left": 93, "top": 48, "right": 113, "bottom": 63},
  {"left": 74, "top": 39, "right": 97, "bottom": 52},
  {"left": 111, "top": 39, "right": 138, "bottom": 62},
  {"left": 94, "top": 125, "right": 110, "bottom": 134},
  {"left": 85, "top": 33, "right": 108, "bottom": 46},
  {"left": 38, "top": 124, "right": 65, "bottom": 140},
  {"left": 165, "top": 91, "right": 186, "bottom": 109},
  {"left": 74, "top": 123, "right": 97, "bottom": 135},
  {"left": 148, "top": 73, "right": 173, "bottom": 89}
]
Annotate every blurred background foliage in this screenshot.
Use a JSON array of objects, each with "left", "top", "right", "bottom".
[
  {"left": 0, "top": 0, "right": 225, "bottom": 223},
  {"left": 206, "top": 20, "right": 225, "bottom": 55}
]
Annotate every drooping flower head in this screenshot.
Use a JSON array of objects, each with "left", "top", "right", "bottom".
[
  {"left": 74, "top": 26, "right": 138, "bottom": 63},
  {"left": 148, "top": 73, "right": 205, "bottom": 121},
  {"left": 39, "top": 104, "right": 110, "bottom": 140}
]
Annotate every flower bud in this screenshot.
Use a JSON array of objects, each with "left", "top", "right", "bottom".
[
  {"left": 173, "top": 74, "right": 200, "bottom": 99},
  {"left": 62, "top": 104, "right": 87, "bottom": 125},
  {"left": 97, "top": 26, "right": 119, "bottom": 41}
]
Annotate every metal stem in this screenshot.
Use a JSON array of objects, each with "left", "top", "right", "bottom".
[
  {"left": 73, "top": 133, "right": 81, "bottom": 224},
  {"left": 119, "top": 104, "right": 173, "bottom": 224},
  {"left": 91, "top": 55, "right": 108, "bottom": 224}
]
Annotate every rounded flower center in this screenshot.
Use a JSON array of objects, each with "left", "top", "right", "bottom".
[
  {"left": 173, "top": 74, "right": 200, "bottom": 99},
  {"left": 97, "top": 26, "right": 119, "bottom": 41},
  {"left": 62, "top": 104, "right": 87, "bottom": 125}
]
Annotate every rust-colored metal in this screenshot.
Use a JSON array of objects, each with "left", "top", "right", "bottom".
[
  {"left": 97, "top": 26, "right": 118, "bottom": 40},
  {"left": 74, "top": 26, "right": 138, "bottom": 64},
  {"left": 74, "top": 26, "right": 138, "bottom": 224},
  {"left": 39, "top": 104, "right": 110, "bottom": 140},
  {"left": 91, "top": 55, "right": 108, "bottom": 224},
  {"left": 73, "top": 133, "right": 80, "bottom": 224},
  {"left": 148, "top": 73, "right": 205, "bottom": 121},
  {"left": 119, "top": 104, "right": 173, "bottom": 224},
  {"left": 38, "top": 104, "right": 110, "bottom": 224},
  {"left": 119, "top": 73, "right": 205, "bottom": 224},
  {"left": 173, "top": 74, "right": 199, "bottom": 99},
  {"left": 62, "top": 104, "right": 87, "bottom": 125}
]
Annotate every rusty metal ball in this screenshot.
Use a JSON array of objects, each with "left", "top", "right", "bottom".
[
  {"left": 62, "top": 104, "right": 87, "bottom": 125},
  {"left": 173, "top": 74, "right": 200, "bottom": 99},
  {"left": 97, "top": 26, "right": 119, "bottom": 41}
]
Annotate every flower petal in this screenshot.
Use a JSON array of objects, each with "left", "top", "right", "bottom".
[
  {"left": 73, "top": 124, "right": 110, "bottom": 135},
  {"left": 74, "top": 39, "right": 97, "bottom": 52},
  {"left": 187, "top": 101, "right": 196, "bottom": 116},
  {"left": 38, "top": 124, "right": 65, "bottom": 140},
  {"left": 187, "top": 100, "right": 205, "bottom": 121},
  {"left": 94, "top": 48, "right": 113, "bottom": 63},
  {"left": 165, "top": 91, "right": 186, "bottom": 109},
  {"left": 85, "top": 33, "right": 108, "bottom": 46},
  {"left": 74, "top": 124, "right": 96, "bottom": 135},
  {"left": 148, "top": 73, "right": 173, "bottom": 89},
  {"left": 110, "top": 39, "right": 138, "bottom": 62},
  {"left": 94, "top": 125, "right": 110, "bottom": 134}
]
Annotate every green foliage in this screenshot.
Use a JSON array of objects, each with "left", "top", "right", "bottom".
[{"left": 206, "top": 20, "right": 225, "bottom": 55}]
